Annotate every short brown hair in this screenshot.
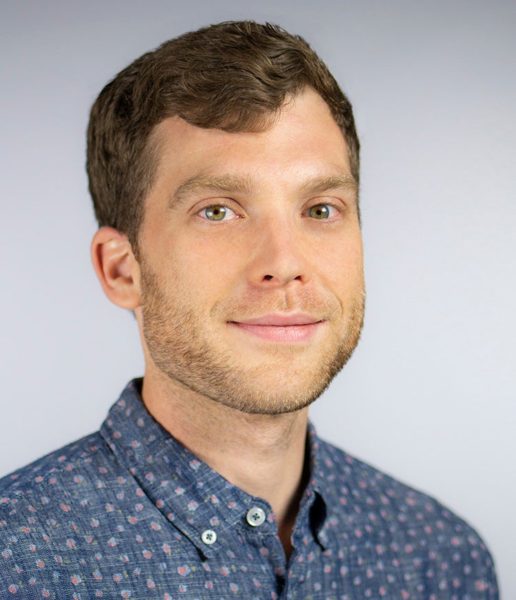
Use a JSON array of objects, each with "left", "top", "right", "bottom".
[{"left": 87, "top": 21, "right": 360, "bottom": 257}]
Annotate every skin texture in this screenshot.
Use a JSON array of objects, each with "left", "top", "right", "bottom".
[{"left": 91, "top": 87, "right": 365, "bottom": 558}]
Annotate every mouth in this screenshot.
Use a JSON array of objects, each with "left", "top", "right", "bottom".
[{"left": 227, "top": 318, "right": 326, "bottom": 343}]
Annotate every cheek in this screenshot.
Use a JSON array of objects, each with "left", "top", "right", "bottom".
[
  {"left": 320, "top": 236, "right": 364, "bottom": 288},
  {"left": 168, "top": 234, "right": 242, "bottom": 296}
]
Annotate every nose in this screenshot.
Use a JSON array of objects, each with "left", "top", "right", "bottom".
[{"left": 246, "top": 217, "right": 311, "bottom": 289}]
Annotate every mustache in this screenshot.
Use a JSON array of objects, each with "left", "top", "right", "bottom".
[{"left": 217, "top": 290, "right": 342, "bottom": 321}]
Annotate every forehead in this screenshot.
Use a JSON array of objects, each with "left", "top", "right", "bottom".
[{"left": 149, "top": 88, "right": 352, "bottom": 185}]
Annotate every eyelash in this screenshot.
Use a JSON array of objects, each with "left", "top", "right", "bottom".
[{"left": 196, "top": 202, "right": 342, "bottom": 222}]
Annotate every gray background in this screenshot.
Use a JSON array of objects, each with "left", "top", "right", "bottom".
[{"left": 1, "top": 1, "right": 514, "bottom": 597}]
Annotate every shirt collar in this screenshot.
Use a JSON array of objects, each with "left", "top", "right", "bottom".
[{"left": 100, "top": 378, "right": 333, "bottom": 557}]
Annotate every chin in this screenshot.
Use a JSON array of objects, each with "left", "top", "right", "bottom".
[{"left": 214, "top": 377, "right": 330, "bottom": 416}]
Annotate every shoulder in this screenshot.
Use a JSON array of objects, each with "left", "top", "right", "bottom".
[
  {"left": 319, "top": 437, "right": 459, "bottom": 518},
  {"left": 0, "top": 433, "right": 131, "bottom": 590},
  {"left": 0, "top": 432, "right": 113, "bottom": 498},
  {"left": 318, "top": 437, "right": 491, "bottom": 544},
  {"left": 317, "top": 437, "right": 499, "bottom": 596},
  {"left": 0, "top": 431, "right": 121, "bottom": 537}
]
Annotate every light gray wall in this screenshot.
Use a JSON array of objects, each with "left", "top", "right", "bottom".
[{"left": 1, "top": 1, "right": 514, "bottom": 596}]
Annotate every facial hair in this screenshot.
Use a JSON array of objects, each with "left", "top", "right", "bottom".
[{"left": 140, "top": 258, "right": 365, "bottom": 416}]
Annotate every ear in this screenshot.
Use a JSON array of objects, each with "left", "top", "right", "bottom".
[{"left": 90, "top": 227, "right": 141, "bottom": 310}]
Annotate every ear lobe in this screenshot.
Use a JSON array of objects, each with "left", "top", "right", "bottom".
[{"left": 90, "top": 227, "right": 141, "bottom": 310}]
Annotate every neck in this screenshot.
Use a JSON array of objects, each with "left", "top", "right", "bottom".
[{"left": 141, "top": 369, "right": 310, "bottom": 553}]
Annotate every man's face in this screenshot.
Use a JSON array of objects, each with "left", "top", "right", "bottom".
[{"left": 136, "top": 87, "right": 365, "bottom": 415}]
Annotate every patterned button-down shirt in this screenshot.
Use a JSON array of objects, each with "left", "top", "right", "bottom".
[{"left": 0, "top": 379, "right": 499, "bottom": 598}]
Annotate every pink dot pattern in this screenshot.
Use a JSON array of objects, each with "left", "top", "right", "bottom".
[{"left": 0, "top": 379, "right": 499, "bottom": 598}]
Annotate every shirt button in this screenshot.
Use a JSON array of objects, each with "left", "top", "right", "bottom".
[
  {"left": 246, "top": 506, "right": 266, "bottom": 527},
  {"left": 201, "top": 529, "right": 217, "bottom": 545}
]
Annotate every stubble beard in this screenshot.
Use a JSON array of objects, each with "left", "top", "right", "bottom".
[{"left": 140, "top": 262, "right": 365, "bottom": 416}]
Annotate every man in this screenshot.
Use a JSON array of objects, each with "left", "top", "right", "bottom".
[{"left": 0, "top": 21, "right": 498, "bottom": 598}]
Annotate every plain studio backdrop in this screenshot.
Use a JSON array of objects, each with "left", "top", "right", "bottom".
[{"left": 1, "top": 1, "right": 514, "bottom": 597}]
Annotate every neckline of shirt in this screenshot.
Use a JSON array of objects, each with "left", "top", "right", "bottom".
[{"left": 100, "top": 378, "right": 331, "bottom": 557}]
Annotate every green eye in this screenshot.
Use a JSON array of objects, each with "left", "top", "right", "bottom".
[
  {"left": 203, "top": 205, "right": 228, "bottom": 221},
  {"left": 308, "top": 204, "right": 331, "bottom": 219}
]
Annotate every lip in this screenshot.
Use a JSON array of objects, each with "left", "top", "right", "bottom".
[
  {"left": 231, "top": 312, "right": 322, "bottom": 326},
  {"left": 228, "top": 313, "right": 325, "bottom": 342}
]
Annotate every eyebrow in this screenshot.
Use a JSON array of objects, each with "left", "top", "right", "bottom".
[
  {"left": 299, "top": 174, "right": 358, "bottom": 196},
  {"left": 169, "top": 173, "right": 357, "bottom": 209},
  {"left": 169, "top": 175, "right": 253, "bottom": 209}
]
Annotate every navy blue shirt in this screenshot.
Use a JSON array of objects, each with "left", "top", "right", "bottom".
[{"left": 0, "top": 379, "right": 498, "bottom": 598}]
